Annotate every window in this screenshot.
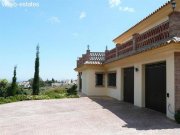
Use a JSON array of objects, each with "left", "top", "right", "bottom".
[
  {"left": 108, "top": 72, "right": 116, "bottom": 87},
  {"left": 95, "top": 73, "right": 104, "bottom": 86}
]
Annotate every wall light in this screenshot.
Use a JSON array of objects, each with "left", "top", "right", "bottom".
[
  {"left": 171, "top": 0, "right": 176, "bottom": 12},
  {"left": 135, "top": 67, "right": 139, "bottom": 72}
]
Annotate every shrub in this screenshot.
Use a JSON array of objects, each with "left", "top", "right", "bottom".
[
  {"left": 8, "top": 66, "right": 18, "bottom": 96},
  {"left": 0, "top": 79, "right": 9, "bottom": 97},
  {"left": 175, "top": 110, "right": 180, "bottom": 124},
  {"left": 16, "top": 88, "right": 31, "bottom": 95},
  {"left": 31, "top": 95, "right": 50, "bottom": 100},
  {"left": 0, "top": 88, "right": 7, "bottom": 97},
  {"left": 67, "top": 85, "right": 77, "bottom": 96},
  {"left": 43, "top": 88, "right": 67, "bottom": 99},
  {"left": 0, "top": 85, "right": 79, "bottom": 105}
]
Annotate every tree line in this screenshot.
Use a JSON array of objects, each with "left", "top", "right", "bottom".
[{"left": 0, "top": 45, "right": 40, "bottom": 97}]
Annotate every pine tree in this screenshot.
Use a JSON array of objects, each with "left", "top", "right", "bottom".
[
  {"left": 32, "top": 45, "right": 40, "bottom": 95},
  {"left": 8, "top": 66, "right": 17, "bottom": 96}
]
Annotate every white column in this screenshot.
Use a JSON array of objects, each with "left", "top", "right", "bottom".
[
  {"left": 119, "top": 68, "right": 124, "bottom": 101},
  {"left": 134, "top": 64, "right": 145, "bottom": 107},
  {"left": 77, "top": 73, "right": 79, "bottom": 91},
  {"left": 166, "top": 54, "right": 175, "bottom": 119}
]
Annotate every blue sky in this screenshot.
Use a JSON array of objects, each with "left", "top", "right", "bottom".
[{"left": 0, "top": 0, "right": 168, "bottom": 82}]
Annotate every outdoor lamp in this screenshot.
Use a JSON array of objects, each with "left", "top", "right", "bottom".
[
  {"left": 171, "top": 0, "right": 176, "bottom": 12},
  {"left": 135, "top": 67, "right": 139, "bottom": 72}
]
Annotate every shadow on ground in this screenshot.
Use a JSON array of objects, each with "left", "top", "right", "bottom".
[{"left": 89, "top": 96, "right": 180, "bottom": 130}]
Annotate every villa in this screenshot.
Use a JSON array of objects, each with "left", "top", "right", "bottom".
[{"left": 75, "top": 0, "right": 180, "bottom": 120}]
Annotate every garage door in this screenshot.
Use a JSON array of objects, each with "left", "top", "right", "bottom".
[
  {"left": 145, "top": 62, "right": 166, "bottom": 113},
  {"left": 124, "top": 67, "right": 134, "bottom": 104}
]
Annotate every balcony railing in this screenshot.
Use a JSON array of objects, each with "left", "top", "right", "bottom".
[
  {"left": 136, "top": 21, "right": 169, "bottom": 49},
  {"left": 105, "top": 21, "right": 170, "bottom": 62},
  {"left": 77, "top": 20, "right": 171, "bottom": 67}
]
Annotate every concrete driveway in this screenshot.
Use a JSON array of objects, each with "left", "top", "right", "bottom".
[{"left": 0, "top": 97, "right": 180, "bottom": 135}]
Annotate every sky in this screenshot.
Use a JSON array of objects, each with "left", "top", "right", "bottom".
[{"left": 0, "top": 0, "right": 169, "bottom": 82}]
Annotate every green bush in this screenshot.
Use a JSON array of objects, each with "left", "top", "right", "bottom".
[
  {"left": 0, "top": 88, "right": 7, "bottom": 97},
  {"left": 42, "top": 87, "right": 67, "bottom": 98},
  {"left": 175, "top": 110, "right": 180, "bottom": 124},
  {"left": 0, "top": 79, "right": 9, "bottom": 97},
  {"left": 0, "top": 85, "right": 79, "bottom": 105},
  {"left": 16, "top": 88, "right": 31, "bottom": 95},
  {"left": 28, "top": 95, "right": 56, "bottom": 100},
  {"left": 67, "top": 85, "right": 77, "bottom": 96}
]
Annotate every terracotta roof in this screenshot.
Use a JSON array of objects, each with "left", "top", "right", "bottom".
[
  {"left": 113, "top": 0, "right": 172, "bottom": 42},
  {"left": 84, "top": 61, "right": 103, "bottom": 65},
  {"left": 167, "top": 37, "right": 180, "bottom": 43}
]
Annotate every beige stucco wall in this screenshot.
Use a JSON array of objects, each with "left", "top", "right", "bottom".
[
  {"left": 77, "top": 44, "right": 180, "bottom": 119},
  {"left": 134, "top": 63, "right": 145, "bottom": 108},
  {"left": 106, "top": 67, "right": 122, "bottom": 100},
  {"left": 81, "top": 70, "right": 88, "bottom": 95},
  {"left": 132, "top": 53, "right": 175, "bottom": 119},
  {"left": 87, "top": 69, "right": 107, "bottom": 96},
  {"left": 81, "top": 69, "right": 107, "bottom": 96},
  {"left": 104, "top": 45, "right": 177, "bottom": 119},
  {"left": 166, "top": 54, "right": 175, "bottom": 119}
]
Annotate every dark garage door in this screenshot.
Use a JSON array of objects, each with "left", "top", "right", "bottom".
[
  {"left": 124, "top": 67, "right": 134, "bottom": 104},
  {"left": 145, "top": 62, "right": 166, "bottom": 113}
]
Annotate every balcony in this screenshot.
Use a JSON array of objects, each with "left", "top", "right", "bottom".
[
  {"left": 105, "top": 20, "right": 170, "bottom": 63},
  {"left": 76, "top": 20, "right": 176, "bottom": 67}
]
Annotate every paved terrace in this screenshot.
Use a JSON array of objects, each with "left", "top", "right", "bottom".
[{"left": 0, "top": 97, "right": 180, "bottom": 135}]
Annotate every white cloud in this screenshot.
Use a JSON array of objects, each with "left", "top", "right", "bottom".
[
  {"left": 119, "top": 6, "right": 135, "bottom": 12},
  {"left": 0, "top": 0, "right": 16, "bottom": 8},
  {"left": 48, "top": 16, "right": 60, "bottom": 24},
  {"left": 79, "top": 11, "right": 86, "bottom": 20},
  {"left": 109, "top": 0, "right": 121, "bottom": 8},
  {"left": 108, "top": 0, "right": 135, "bottom": 13},
  {"left": 72, "top": 32, "right": 79, "bottom": 37}
]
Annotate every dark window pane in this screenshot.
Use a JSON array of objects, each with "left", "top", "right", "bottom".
[
  {"left": 96, "top": 73, "right": 104, "bottom": 86},
  {"left": 108, "top": 73, "right": 116, "bottom": 87}
]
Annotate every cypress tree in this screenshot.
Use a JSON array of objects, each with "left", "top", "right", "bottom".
[
  {"left": 32, "top": 45, "right": 40, "bottom": 95},
  {"left": 8, "top": 66, "right": 17, "bottom": 96}
]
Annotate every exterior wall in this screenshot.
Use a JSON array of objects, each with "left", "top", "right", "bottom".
[
  {"left": 175, "top": 52, "right": 180, "bottom": 111},
  {"left": 166, "top": 54, "right": 175, "bottom": 119},
  {"left": 81, "top": 70, "right": 88, "bottom": 95},
  {"left": 134, "top": 63, "right": 145, "bottom": 107},
  {"left": 81, "top": 69, "right": 107, "bottom": 96},
  {"left": 106, "top": 68, "right": 122, "bottom": 100},
  {"left": 105, "top": 48, "right": 176, "bottom": 119},
  {"left": 87, "top": 69, "right": 107, "bottom": 96},
  {"left": 77, "top": 45, "right": 179, "bottom": 120}
]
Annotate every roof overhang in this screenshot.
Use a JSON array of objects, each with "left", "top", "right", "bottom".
[
  {"left": 105, "top": 42, "right": 180, "bottom": 69},
  {"left": 113, "top": 0, "right": 180, "bottom": 44},
  {"left": 74, "top": 64, "right": 104, "bottom": 72}
]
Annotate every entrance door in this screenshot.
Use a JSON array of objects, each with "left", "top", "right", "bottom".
[
  {"left": 124, "top": 67, "right": 134, "bottom": 104},
  {"left": 145, "top": 62, "right": 166, "bottom": 113}
]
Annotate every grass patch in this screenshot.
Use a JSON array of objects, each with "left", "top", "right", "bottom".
[{"left": 0, "top": 85, "right": 79, "bottom": 105}]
